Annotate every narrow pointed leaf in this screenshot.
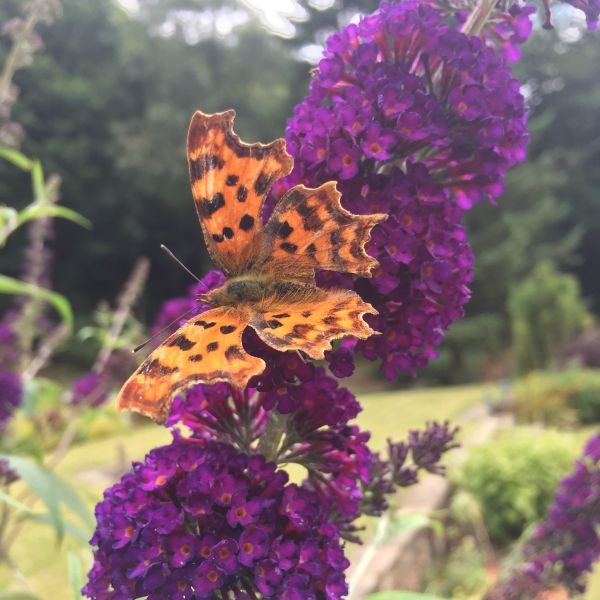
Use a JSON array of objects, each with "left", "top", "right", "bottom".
[
  {"left": 17, "top": 204, "right": 91, "bottom": 229},
  {"left": 0, "top": 275, "right": 73, "bottom": 330}
]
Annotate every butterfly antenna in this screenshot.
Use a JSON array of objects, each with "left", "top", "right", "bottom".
[
  {"left": 160, "top": 244, "right": 201, "bottom": 282},
  {"left": 132, "top": 307, "right": 196, "bottom": 354}
]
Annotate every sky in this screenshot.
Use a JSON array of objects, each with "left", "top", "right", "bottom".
[{"left": 117, "top": 0, "right": 336, "bottom": 38}]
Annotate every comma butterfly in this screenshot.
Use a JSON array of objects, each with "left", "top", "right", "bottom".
[{"left": 116, "top": 110, "right": 386, "bottom": 422}]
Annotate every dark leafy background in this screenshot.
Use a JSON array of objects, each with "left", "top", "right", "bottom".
[{"left": 0, "top": 0, "right": 598, "bottom": 381}]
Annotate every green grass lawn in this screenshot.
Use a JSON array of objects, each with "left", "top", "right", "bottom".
[{"left": 1, "top": 382, "right": 598, "bottom": 599}]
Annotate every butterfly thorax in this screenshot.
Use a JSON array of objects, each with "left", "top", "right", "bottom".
[{"left": 205, "top": 274, "right": 327, "bottom": 309}]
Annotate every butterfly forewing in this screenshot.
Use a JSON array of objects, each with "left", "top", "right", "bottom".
[
  {"left": 187, "top": 110, "right": 292, "bottom": 276},
  {"left": 116, "top": 307, "right": 265, "bottom": 423}
]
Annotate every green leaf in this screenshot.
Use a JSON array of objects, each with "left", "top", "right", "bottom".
[
  {"left": 22, "top": 377, "right": 63, "bottom": 416},
  {"left": 0, "top": 275, "right": 73, "bottom": 330},
  {"left": 0, "top": 455, "right": 93, "bottom": 542},
  {"left": 17, "top": 203, "right": 91, "bottom": 230},
  {"left": 365, "top": 593, "right": 448, "bottom": 600},
  {"left": 0, "top": 593, "right": 42, "bottom": 600},
  {"left": 0, "top": 490, "right": 34, "bottom": 514},
  {"left": 0, "top": 206, "right": 18, "bottom": 229},
  {"left": 26, "top": 513, "right": 91, "bottom": 543},
  {"left": 0, "top": 146, "right": 33, "bottom": 171},
  {"left": 67, "top": 552, "right": 84, "bottom": 599},
  {"left": 31, "top": 160, "right": 45, "bottom": 202}
]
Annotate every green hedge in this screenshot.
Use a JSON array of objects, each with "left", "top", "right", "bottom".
[
  {"left": 514, "top": 369, "right": 600, "bottom": 425},
  {"left": 457, "top": 427, "right": 581, "bottom": 546}
]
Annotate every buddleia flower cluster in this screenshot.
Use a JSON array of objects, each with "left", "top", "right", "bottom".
[
  {"left": 84, "top": 1, "right": 535, "bottom": 598},
  {"left": 282, "top": 0, "right": 530, "bottom": 379}
]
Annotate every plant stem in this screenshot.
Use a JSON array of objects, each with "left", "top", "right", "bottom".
[
  {"left": 256, "top": 411, "right": 288, "bottom": 462},
  {"left": 461, "top": 0, "right": 497, "bottom": 36},
  {"left": 0, "top": 9, "right": 41, "bottom": 110},
  {"left": 93, "top": 258, "right": 149, "bottom": 373}
]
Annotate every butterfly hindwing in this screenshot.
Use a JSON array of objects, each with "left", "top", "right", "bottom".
[
  {"left": 116, "top": 307, "right": 265, "bottom": 422},
  {"left": 187, "top": 110, "right": 293, "bottom": 276},
  {"left": 249, "top": 287, "right": 377, "bottom": 360},
  {"left": 258, "top": 182, "right": 386, "bottom": 282}
]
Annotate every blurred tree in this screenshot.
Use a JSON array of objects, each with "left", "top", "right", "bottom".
[
  {"left": 0, "top": 0, "right": 598, "bottom": 365},
  {"left": 0, "top": 0, "right": 308, "bottom": 320},
  {"left": 509, "top": 260, "right": 592, "bottom": 374}
]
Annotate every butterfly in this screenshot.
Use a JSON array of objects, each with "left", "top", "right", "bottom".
[{"left": 116, "top": 109, "right": 386, "bottom": 423}]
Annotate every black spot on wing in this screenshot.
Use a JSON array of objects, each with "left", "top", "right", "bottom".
[
  {"left": 272, "top": 313, "right": 290, "bottom": 319},
  {"left": 189, "top": 154, "right": 223, "bottom": 182},
  {"left": 329, "top": 230, "right": 343, "bottom": 268},
  {"left": 220, "top": 325, "right": 236, "bottom": 334},
  {"left": 195, "top": 320, "right": 217, "bottom": 329},
  {"left": 167, "top": 335, "right": 196, "bottom": 351},
  {"left": 297, "top": 202, "right": 323, "bottom": 231},
  {"left": 237, "top": 185, "right": 248, "bottom": 203},
  {"left": 239, "top": 215, "right": 254, "bottom": 231},
  {"left": 225, "top": 345, "right": 244, "bottom": 360},
  {"left": 200, "top": 193, "right": 225, "bottom": 217},
  {"left": 254, "top": 172, "right": 272, "bottom": 195},
  {"left": 280, "top": 242, "right": 297, "bottom": 254},
  {"left": 207, "top": 341, "right": 219, "bottom": 352},
  {"left": 225, "top": 174, "right": 239, "bottom": 186},
  {"left": 292, "top": 323, "right": 313, "bottom": 336},
  {"left": 189, "top": 354, "right": 203, "bottom": 362},
  {"left": 139, "top": 359, "right": 178, "bottom": 377},
  {"left": 278, "top": 221, "right": 293, "bottom": 238},
  {"left": 263, "top": 319, "right": 283, "bottom": 330},
  {"left": 223, "top": 227, "right": 234, "bottom": 239}
]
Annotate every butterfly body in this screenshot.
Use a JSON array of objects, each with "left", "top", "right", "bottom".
[
  {"left": 116, "top": 109, "right": 387, "bottom": 423},
  {"left": 207, "top": 275, "right": 325, "bottom": 309}
]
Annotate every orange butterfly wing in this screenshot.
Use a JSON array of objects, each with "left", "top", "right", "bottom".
[
  {"left": 258, "top": 181, "right": 386, "bottom": 282},
  {"left": 250, "top": 288, "right": 377, "bottom": 360},
  {"left": 187, "top": 110, "right": 292, "bottom": 276},
  {"left": 116, "top": 307, "right": 265, "bottom": 423}
]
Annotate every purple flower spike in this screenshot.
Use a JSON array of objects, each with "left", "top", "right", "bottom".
[
  {"left": 284, "top": 0, "right": 529, "bottom": 377},
  {"left": 83, "top": 438, "right": 348, "bottom": 599},
  {"left": 0, "top": 367, "right": 22, "bottom": 432}
]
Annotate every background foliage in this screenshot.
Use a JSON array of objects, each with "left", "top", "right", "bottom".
[{"left": 0, "top": 1, "right": 596, "bottom": 383}]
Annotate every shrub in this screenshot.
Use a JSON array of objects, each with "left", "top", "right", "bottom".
[
  {"left": 457, "top": 427, "right": 581, "bottom": 547},
  {"left": 514, "top": 369, "right": 600, "bottom": 425},
  {"left": 509, "top": 261, "right": 592, "bottom": 375},
  {"left": 513, "top": 370, "right": 577, "bottom": 426},
  {"left": 567, "top": 370, "right": 600, "bottom": 423}
]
